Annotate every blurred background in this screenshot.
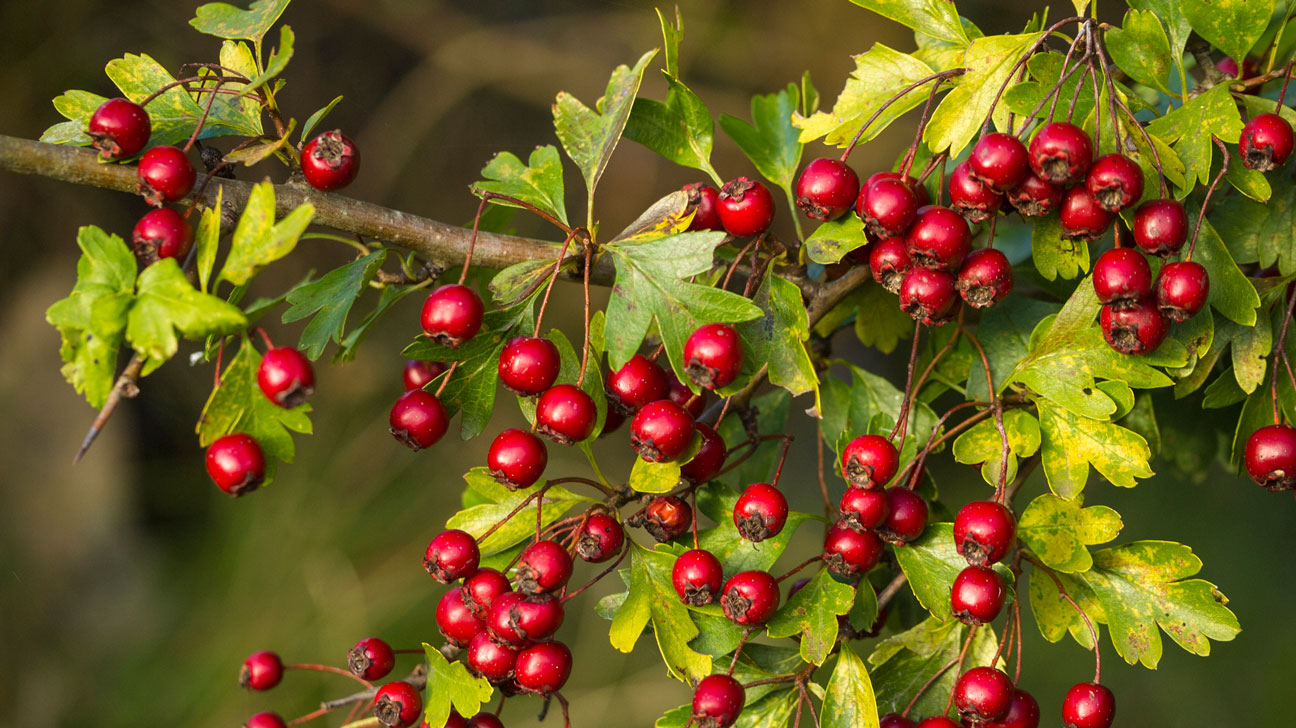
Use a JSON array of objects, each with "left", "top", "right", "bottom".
[{"left": 1, "top": 1, "right": 1294, "bottom": 727}]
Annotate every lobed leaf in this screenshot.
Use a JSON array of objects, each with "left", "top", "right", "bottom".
[{"left": 1018, "top": 494, "right": 1123, "bottom": 573}]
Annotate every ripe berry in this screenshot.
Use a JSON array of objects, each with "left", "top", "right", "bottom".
[
  {"left": 685, "top": 323, "right": 744, "bottom": 390},
  {"left": 1086, "top": 154, "right": 1144, "bottom": 212},
  {"left": 1061, "top": 682, "right": 1116, "bottom": 728},
  {"left": 900, "top": 268, "right": 958, "bottom": 326},
  {"left": 442, "top": 713, "right": 469, "bottom": 728},
  {"left": 684, "top": 183, "right": 724, "bottom": 231},
  {"left": 915, "top": 719, "right": 959, "bottom": 728},
  {"left": 515, "top": 641, "right": 572, "bottom": 695},
  {"left": 437, "top": 586, "right": 487, "bottom": 647},
  {"left": 949, "top": 162, "right": 1003, "bottom": 224},
  {"left": 462, "top": 568, "right": 512, "bottom": 619},
  {"left": 839, "top": 487, "right": 890, "bottom": 530},
  {"left": 721, "top": 570, "right": 780, "bottom": 625},
  {"left": 1029, "top": 122, "right": 1093, "bottom": 184},
  {"left": 402, "top": 359, "right": 446, "bottom": 390},
  {"left": 488, "top": 591, "right": 565, "bottom": 645},
  {"left": 796, "top": 157, "right": 860, "bottom": 221},
  {"left": 879, "top": 488, "right": 928, "bottom": 545},
  {"left": 576, "top": 513, "right": 624, "bottom": 562},
  {"left": 630, "top": 400, "right": 696, "bottom": 462},
  {"left": 953, "top": 667, "right": 1014, "bottom": 723},
  {"left": 692, "top": 674, "right": 746, "bottom": 728},
  {"left": 1100, "top": 299, "right": 1169, "bottom": 355},
  {"left": 600, "top": 405, "right": 626, "bottom": 437},
  {"left": 373, "top": 680, "right": 422, "bottom": 728},
  {"left": 536, "top": 384, "right": 598, "bottom": 445},
  {"left": 1132, "top": 198, "right": 1189, "bottom": 256},
  {"left": 823, "top": 521, "right": 885, "bottom": 579},
  {"left": 131, "top": 207, "right": 193, "bottom": 264},
  {"left": 348, "top": 638, "right": 395, "bottom": 681},
  {"left": 1240, "top": 113, "right": 1295, "bottom": 171},
  {"left": 257, "top": 347, "right": 315, "bottom": 408},
  {"left": 244, "top": 712, "right": 288, "bottom": 728},
  {"left": 136, "top": 145, "right": 195, "bottom": 206},
  {"left": 717, "top": 177, "right": 776, "bottom": 236},
  {"left": 733, "top": 482, "right": 789, "bottom": 542},
  {"left": 879, "top": 715, "right": 916, "bottom": 728},
  {"left": 634, "top": 495, "right": 693, "bottom": 542},
  {"left": 953, "top": 500, "right": 1016, "bottom": 565},
  {"left": 498, "top": 337, "right": 561, "bottom": 396},
  {"left": 906, "top": 206, "right": 971, "bottom": 271},
  {"left": 986, "top": 689, "right": 1040, "bottom": 728},
  {"left": 487, "top": 428, "right": 548, "bottom": 489},
  {"left": 1244, "top": 423, "right": 1296, "bottom": 490},
  {"left": 840, "top": 434, "right": 899, "bottom": 488},
  {"left": 680, "top": 422, "right": 726, "bottom": 484},
  {"left": 1059, "top": 187, "right": 1112, "bottom": 241},
  {"left": 951, "top": 565, "right": 1007, "bottom": 625},
  {"left": 606, "top": 354, "right": 669, "bottom": 414},
  {"left": 423, "top": 529, "right": 480, "bottom": 583},
  {"left": 969, "top": 132, "right": 1031, "bottom": 190},
  {"left": 466, "top": 631, "right": 518, "bottom": 683},
  {"left": 239, "top": 650, "right": 284, "bottom": 690},
  {"left": 301, "top": 130, "right": 361, "bottom": 191},
  {"left": 866, "top": 171, "right": 931, "bottom": 204},
  {"left": 858, "top": 177, "right": 919, "bottom": 238},
  {"left": 672, "top": 548, "right": 724, "bottom": 606},
  {"left": 389, "top": 389, "right": 449, "bottom": 451},
  {"left": 88, "top": 98, "right": 151, "bottom": 160},
  {"left": 1093, "top": 248, "right": 1152, "bottom": 308},
  {"left": 956, "top": 248, "right": 1014, "bottom": 308},
  {"left": 1156, "top": 261, "right": 1210, "bottom": 322},
  {"left": 516, "top": 540, "right": 573, "bottom": 595},
  {"left": 1006, "top": 172, "right": 1064, "bottom": 217},
  {"left": 869, "top": 236, "right": 912, "bottom": 293},
  {"left": 206, "top": 433, "right": 266, "bottom": 496},
  {"left": 466, "top": 714, "right": 503, "bottom": 728},
  {"left": 420, "top": 284, "right": 484, "bottom": 348}
]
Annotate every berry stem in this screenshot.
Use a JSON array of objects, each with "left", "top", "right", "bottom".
[
  {"left": 1185, "top": 137, "right": 1231, "bottom": 262},
  {"left": 577, "top": 243, "right": 593, "bottom": 387},
  {"left": 902, "top": 658, "right": 960, "bottom": 718},
  {"left": 721, "top": 235, "right": 763, "bottom": 291},
  {"left": 182, "top": 77, "right": 231, "bottom": 154},
  {"left": 433, "top": 361, "right": 459, "bottom": 398},
  {"left": 532, "top": 230, "right": 579, "bottom": 337},
  {"left": 977, "top": 16, "right": 1090, "bottom": 137},
  {"left": 256, "top": 327, "right": 275, "bottom": 350},
  {"left": 965, "top": 331, "right": 1010, "bottom": 499},
  {"left": 888, "top": 321, "right": 924, "bottom": 446},
  {"left": 1039, "top": 30, "right": 1090, "bottom": 126},
  {"left": 1272, "top": 286, "right": 1296, "bottom": 425},
  {"left": 287, "top": 705, "right": 335, "bottom": 726},
  {"left": 774, "top": 555, "right": 822, "bottom": 583},
  {"left": 898, "top": 76, "right": 947, "bottom": 180},
  {"left": 1093, "top": 24, "right": 1125, "bottom": 154},
  {"left": 1025, "top": 555, "right": 1101, "bottom": 682},
  {"left": 1012, "top": 598, "right": 1024, "bottom": 684},
  {"left": 770, "top": 434, "right": 796, "bottom": 486},
  {"left": 943, "top": 624, "right": 979, "bottom": 715},
  {"left": 1112, "top": 96, "right": 1169, "bottom": 198},
  {"left": 1278, "top": 58, "right": 1295, "bottom": 108},
  {"left": 727, "top": 627, "right": 757, "bottom": 676},
  {"left": 895, "top": 400, "right": 995, "bottom": 490},
  {"left": 815, "top": 429, "right": 833, "bottom": 524},
  {"left": 838, "top": 69, "right": 967, "bottom": 162},
  {"left": 285, "top": 663, "right": 374, "bottom": 690},
  {"left": 139, "top": 74, "right": 251, "bottom": 107},
  {"left": 477, "top": 483, "right": 553, "bottom": 545},
  {"left": 562, "top": 541, "right": 629, "bottom": 602},
  {"left": 547, "top": 476, "right": 617, "bottom": 499},
  {"left": 459, "top": 195, "right": 490, "bottom": 286}
]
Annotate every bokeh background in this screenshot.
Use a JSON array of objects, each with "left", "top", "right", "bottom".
[{"left": 1, "top": 1, "right": 1294, "bottom": 727}]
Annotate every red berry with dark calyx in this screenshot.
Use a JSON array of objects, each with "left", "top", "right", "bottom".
[
  {"left": 206, "top": 433, "right": 266, "bottom": 496},
  {"left": 841, "top": 434, "right": 899, "bottom": 488},
  {"left": 131, "top": 207, "right": 193, "bottom": 264},
  {"left": 301, "top": 130, "right": 361, "bottom": 191},
  {"left": 244, "top": 712, "right": 288, "bottom": 728},
  {"left": 1100, "top": 299, "right": 1169, "bottom": 355},
  {"left": 954, "top": 500, "right": 1016, "bottom": 565},
  {"left": 1028, "top": 121, "right": 1093, "bottom": 184},
  {"left": 720, "top": 569, "right": 781, "bottom": 626},
  {"left": 437, "top": 586, "right": 487, "bottom": 647},
  {"left": 1156, "top": 261, "right": 1210, "bottom": 323},
  {"left": 969, "top": 132, "right": 1031, "bottom": 191},
  {"left": 683, "top": 183, "right": 724, "bottom": 231},
  {"left": 717, "top": 176, "right": 776, "bottom": 236},
  {"left": 692, "top": 674, "right": 746, "bottom": 728},
  {"left": 631, "top": 400, "right": 696, "bottom": 462},
  {"left": 879, "top": 714, "right": 916, "bottom": 728},
  {"left": 879, "top": 488, "right": 928, "bottom": 545},
  {"left": 985, "top": 689, "right": 1040, "bottom": 728},
  {"left": 1059, "top": 187, "right": 1112, "bottom": 241},
  {"left": 956, "top": 248, "right": 1014, "bottom": 308},
  {"left": 954, "top": 667, "right": 1014, "bottom": 723},
  {"left": 465, "top": 631, "right": 519, "bottom": 683},
  {"left": 634, "top": 495, "right": 693, "bottom": 542},
  {"left": 869, "top": 236, "right": 912, "bottom": 293},
  {"left": 402, "top": 359, "right": 446, "bottom": 390},
  {"left": 1061, "top": 682, "right": 1116, "bottom": 728},
  {"left": 823, "top": 521, "right": 885, "bottom": 579},
  {"left": 389, "top": 389, "right": 449, "bottom": 451},
  {"left": 859, "top": 176, "right": 920, "bottom": 238},
  {"left": 515, "top": 540, "right": 573, "bottom": 595},
  {"left": 136, "top": 145, "right": 195, "bottom": 206},
  {"left": 905, "top": 206, "right": 971, "bottom": 272},
  {"left": 733, "top": 482, "right": 789, "bottom": 542},
  {"left": 685, "top": 323, "right": 744, "bottom": 390},
  {"left": 465, "top": 714, "right": 503, "bottom": 728},
  {"left": 839, "top": 486, "right": 890, "bottom": 531},
  {"left": 487, "top": 428, "right": 548, "bottom": 490},
  {"left": 577, "top": 512, "right": 624, "bottom": 562},
  {"left": 348, "top": 637, "right": 395, "bottom": 681},
  {"left": 257, "top": 347, "right": 315, "bottom": 409},
  {"left": 373, "top": 680, "right": 422, "bottom": 728},
  {"left": 949, "top": 161, "right": 1004, "bottom": 224},
  {"left": 1132, "top": 198, "right": 1189, "bottom": 257},
  {"left": 672, "top": 548, "right": 724, "bottom": 606},
  {"left": 515, "top": 641, "right": 572, "bottom": 695},
  {"left": 1085, "top": 153, "right": 1144, "bottom": 212},
  {"left": 1244, "top": 423, "right": 1296, "bottom": 490},
  {"left": 1240, "top": 113, "right": 1295, "bottom": 172},
  {"left": 424, "top": 529, "right": 480, "bottom": 583},
  {"left": 536, "top": 384, "right": 598, "bottom": 445},
  {"left": 239, "top": 650, "right": 284, "bottom": 691},
  {"left": 606, "top": 354, "right": 669, "bottom": 415},
  {"left": 88, "top": 97, "right": 151, "bottom": 160},
  {"left": 462, "top": 568, "right": 511, "bottom": 620},
  {"left": 487, "top": 591, "right": 564, "bottom": 645},
  {"left": 796, "top": 157, "right": 860, "bottom": 221},
  {"left": 680, "top": 422, "right": 726, "bottom": 484},
  {"left": 951, "top": 564, "right": 1007, "bottom": 625},
  {"left": 666, "top": 370, "right": 708, "bottom": 418},
  {"left": 1006, "top": 172, "right": 1064, "bottom": 217},
  {"left": 1092, "top": 247, "right": 1152, "bottom": 307},
  {"left": 900, "top": 267, "right": 959, "bottom": 326},
  {"left": 420, "top": 284, "right": 484, "bottom": 348},
  {"left": 498, "top": 337, "right": 561, "bottom": 396}
]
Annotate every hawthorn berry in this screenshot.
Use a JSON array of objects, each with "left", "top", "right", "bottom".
[
  {"left": 131, "top": 207, "right": 193, "bottom": 264},
  {"left": 136, "top": 145, "right": 195, "bottom": 206},
  {"left": 516, "top": 540, "right": 573, "bottom": 595},
  {"left": 840, "top": 434, "right": 899, "bottom": 488},
  {"left": 865, "top": 171, "right": 931, "bottom": 205},
  {"left": 487, "top": 428, "right": 548, "bottom": 489},
  {"left": 672, "top": 548, "right": 724, "bottom": 606},
  {"left": 441, "top": 713, "right": 469, "bottom": 728},
  {"left": 717, "top": 177, "right": 776, "bottom": 236},
  {"left": 576, "top": 512, "right": 624, "bottom": 562},
  {"left": 986, "top": 689, "right": 1041, "bottom": 728},
  {"left": 666, "top": 370, "right": 708, "bottom": 418},
  {"left": 692, "top": 674, "right": 746, "bottom": 728},
  {"left": 301, "top": 130, "right": 360, "bottom": 191},
  {"left": 348, "top": 638, "right": 395, "bottom": 681},
  {"left": 869, "top": 236, "right": 912, "bottom": 293},
  {"left": 606, "top": 354, "right": 669, "bottom": 414},
  {"left": 244, "top": 712, "right": 288, "bottom": 728},
  {"left": 914, "top": 719, "right": 959, "bottom": 728},
  {"left": 1028, "top": 121, "right": 1093, "bottom": 184},
  {"left": 796, "top": 157, "right": 860, "bottom": 221},
  {"left": 905, "top": 206, "right": 971, "bottom": 272},
  {"left": 951, "top": 565, "right": 1007, "bottom": 625},
  {"left": 88, "top": 97, "right": 151, "bottom": 160},
  {"left": 373, "top": 680, "right": 422, "bottom": 728},
  {"left": 465, "top": 714, "right": 504, "bottom": 728},
  {"left": 630, "top": 399, "right": 696, "bottom": 462},
  {"left": 949, "top": 161, "right": 1003, "bottom": 223},
  {"left": 239, "top": 650, "right": 284, "bottom": 691},
  {"left": 487, "top": 591, "right": 565, "bottom": 645},
  {"left": 389, "top": 389, "right": 449, "bottom": 451},
  {"left": 956, "top": 248, "right": 1014, "bottom": 308},
  {"left": 899, "top": 267, "right": 958, "bottom": 326},
  {"left": 515, "top": 641, "right": 572, "bottom": 695},
  {"left": 1240, "top": 113, "right": 1295, "bottom": 172},
  {"left": 839, "top": 486, "right": 890, "bottom": 531},
  {"left": 1092, "top": 247, "right": 1152, "bottom": 308},
  {"left": 1061, "top": 682, "right": 1116, "bottom": 728},
  {"left": 497, "top": 337, "right": 561, "bottom": 396},
  {"left": 1243, "top": 423, "right": 1296, "bottom": 490},
  {"left": 680, "top": 422, "right": 726, "bottom": 484},
  {"left": 257, "top": 347, "right": 315, "bottom": 408},
  {"left": 1132, "top": 198, "right": 1189, "bottom": 257},
  {"left": 733, "top": 482, "right": 789, "bottom": 542},
  {"left": 969, "top": 132, "right": 1031, "bottom": 190},
  {"left": 206, "top": 433, "right": 266, "bottom": 496},
  {"left": 1100, "top": 299, "right": 1169, "bottom": 355},
  {"left": 423, "top": 529, "right": 480, "bottom": 583},
  {"left": 953, "top": 666, "right": 1014, "bottom": 723},
  {"left": 684, "top": 323, "right": 744, "bottom": 390},
  {"left": 1155, "top": 261, "right": 1210, "bottom": 322},
  {"left": 634, "top": 494, "right": 693, "bottom": 542},
  {"left": 420, "top": 284, "right": 484, "bottom": 348},
  {"left": 1006, "top": 172, "right": 1064, "bottom": 217},
  {"left": 953, "top": 500, "right": 1016, "bottom": 565},
  {"left": 466, "top": 631, "right": 519, "bottom": 683},
  {"left": 683, "top": 182, "right": 724, "bottom": 231},
  {"left": 823, "top": 521, "right": 885, "bottom": 579},
  {"left": 402, "top": 359, "right": 446, "bottom": 390},
  {"left": 721, "top": 569, "right": 781, "bottom": 625},
  {"left": 879, "top": 715, "right": 916, "bottom": 728},
  {"left": 1085, "top": 153, "right": 1144, "bottom": 212},
  {"left": 859, "top": 176, "right": 919, "bottom": 237},
  {"left": 1059, "top": 187, "right": 1112, "bottom": 241},
  {"left": 437, "top": 586, "right": 487, "bottom": 647},
  {"left": 462, "top": 568, "right": 512, "bottom": 619},
  {"left": 879, "top": 488, "right": 928, "bottom": 545},
  {"left": 536, "top": 384, "right": 598, "bottom": 444}
]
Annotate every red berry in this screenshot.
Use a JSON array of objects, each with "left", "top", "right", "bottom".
[
  {"left": 576, "top": 512, "right": 624, "bottom": 562},
  {"left": 954, "top": 666, "right": 1014, "bottom": 723},
  {"left": 301, "top": 130, "right": 361, "bottom": 191},
  {"left": 879, "top": 488, "right": 929, "bottom": 545},
  {"left": 1217, "top": 57, "right": 1240, "bottom": 77},
  {"left": 1100, "top": 299, "right": 1169, "bottom": 355},
  {"left": 879, "top": 715, "right": 916, "bottom": 728},
  {"left": 859, "top": 177, "right": 919, "bottom": 238},
  {"left": 684, "top": 183, "right": 724, "bottom": 231},
  {"left": 634, "top": 495, "right": 693, "bottom": 542},
  {"left": 1086, "top": 154, "right": 1144, "bottom": 212},
  {"left": 1240, "top": 113, "right": 1295, "bottom": 171},
  {"left": 462, "top": 568, "right": 512, "bottom": 619},
  {"left": 985, "top": 689, "right": 1041, "bottom": 728},
  {"left": 1006, "top": 172, "right": 1064, "bottom": 217},
  {"left": 685, "top": 323, "right": 744, "bottom": 390},
  {"left": 88, "top": 97, "right": 151, "bottom": 160},
  {"left": 869, "top": 236, "right": 912, "bottom": 293},
  {"left": 717, "top": 177, "right": 776, "bottom": 236},
  {"left": 423, "top": 529, "right": 480, "bottom": 583},
  {"left": 465, "top": 714, "right": 504, "bottom": 728},
  {"left": 733, "top": 482, "right": 789, "bottom": 542},
  {"left": 956, "top": 248, "right": 1014, "bottom": 308},
  {"left": 840, "top": 434, "right": 899, "bottom": 488},
  {"left": 488, "top": 591, "right": 565, "bottom": 645},
  {"left": 672, "top": 548, "right": 724, "bottom": 606},
  {"left": 206, "top": 433, "right": 266, "bottom": 496},
  {"left": 536, "top": 384, "right": 598, "bottom": 445},
  {"left": 796, "top": 158, "right": 860, "bottom": 221},
  {"left": 606, "top": 354, "right": 669, "bottom": 414},
  {"left": 136, "top": 145, "right": 195, "bottom": 206},
  {"left": 666, "top": 370, "right": 708, "bottom": 418},
  {"left": 515, "top": 641, "right": 572, "bottom": 695},
  {"left": 600, "top": 405, "right": 627, "bottom": 437},
  {"left": 420, "top": 284, "right": 484, "bottom": 348},
  {"left": 969, "top": 132, "right": 1030, "bottom": 191},
  {"left": 839, "top": 487, "right": 890, "bottom": 530},
  {"left": 692, "top": 674, "right": 746, "bottom": 728},
  {"left": 823, "top": 521, "right": 885, "bottom": 579},
  {"left": 1092, "top": 247, "right": 1152, "bottom": 307},
  {"left": 348, "top": 637, "right": 395, "bottom": 681},
  {"left": 1244, "top": 423, "right": 1296, "bottom": 490},
  {"left": 441, "top": 713, "right": 469, "bottom": 728},
  {"left": 257, "top": 347, "right": 315, "bottom": 408},
  {"left": 402, "top": 359, "right": 446, "bottom": 390},
  {"left": 951, "top": 565, "right": 1007, "bottom": 625},
  {"left": 631, "top": 400, "right": 696, "bottom": 462},
  {"left": 1061, "top": 682, "right": 1116, "bottom": 728},
  {"left": 1156, "top": 261, "right": 1210, "bottom": 322},
  {"left": 516, "top": 540, "right": 573, "bottom": 594},
  {"left": 373, "top": 680, "right": 422, "bottom": 728},
  {"left": 949, "top": 161, "right": 1003, "bottom": 224},
  {"left": 721, "top": 570, "right": 780, "bottom": 625},
  {"left": 953, "top": 500, "right": 1016, "bottom": 565},
  {"left": 1059, "top": 187, "right": 1112, "bottom": 241},
  {"left": 915, "top": 719, "right": 959, "bottom": 728},
  {"left": 680, "top": 422, "right": 726, "bottom": 484},
  {"left": 244, "top": 712, "right": 288, "bottom": 728},
  {"left": 1132, "top": 198, "right": 1189, "bottom": 257},
  {"left": 389, "top": 389, "right": 449, "bottom": 451},
  {"left": 900, "top": 267, "right": 959, "bottom": 326},
  {"left": 487, "top": 428, "right": 548, "bottom": 489},
  {"left": 865, "top": 171, "right": 931, "bottom": 204},
  {"left": 465, "top": 631, "right": 518, "bottom": 683},
  {"left": 1028, "top": 122, "right": 1093, "bottom": 184},
  {"left": 239, "top": 650, "right": 284, "bottom": 691},
  {"left": 131, "top": 207, "right": 193, "bottom": 264},
  {"left": 498, "top": 337, "right": 561, "bottom": 396},
  {"left": 437, "top": 586, "right": 487, "bottom": 647},
  {"left": 906, "top": 206, "right": 971, "bottom": 272}
]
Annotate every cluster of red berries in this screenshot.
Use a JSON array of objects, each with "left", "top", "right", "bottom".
[
  {"left": 682, "top": 176, "right": 777, "bottom": 237},
  {"left": 879, "top": 670, "right": 1114, "bottom": 728},
  {"left": 831, "top": 434, "right": 930, "bottom": 574}
]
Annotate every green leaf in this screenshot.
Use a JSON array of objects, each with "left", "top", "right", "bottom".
[
  {"left": 1146, "top": 84, "right": 1244, "bottom": 190},
  {"left": 335, "top": 283, "right": 422, "bottom": 363},
  {"left": 657, "top": 8, "right": 682, "bottom": 78},
  {"left": 1036, "top": 397, "right": 1155, "bottom": 499},
  {"left": 965, "top": 296, "right": 1060, "bottom": 401},
  {"left": 821, "top": 644, "right": 879, "bottom": 728},
  {"left": 819, "top": 362, "right": 939, "bottom": 462},
  {"left": 852, "top": 284, "right": 917, "bottom": 355},
  {"left": 240, "top": 24, "right": 294, "bottom": 96},
  {"left": 471, "top": 146, "right": 569, "bottom": 227},
  {"left": 1028, "top": 566, "right": 1104, "bottom": 649},
  {"left": 793, "top": 44, "right": 936, "bottom": 148},
  {"left": 952, "top": 410, "right": 1041, "bottom": 486},
  {"left": 805, "top": 214, "right": 870, "bottom": 265},
  {"left": 609, "top": 541, "right": 711, "bottom": 682},
  {"left": 849, "top": 577, "right": 879, "bottom": 632},
  {"left": 626, "top": 74, "right": 722, "bottom": 185},
  {"left": 895, "top": 523, "right": 1015, "bottom": 621},
  {"left": 1225, "top": 317, "right": 1272, "bottom": 394},
  {"left": 191, "top": 0, "right": 290, "bottom": 41},
  {"left": 221, "top": 182, "right": 317, "bottom": 286},
  {"left": 697, "top": 483, "right": 812, "bottom": 574},
  {"left": 195, "top": 188, "right": 222, "bottom": 294},
  {"left": 1225, "top": 150, "right": 1272, "bottom": 202},
  {"left": 736, "top": 269, "right": 820, "bottom": 410},
  {"left": 1127, "top": 0, "right": 1191, "bottom": 74},
  {"left": 1030, "top": 208, "right": 1090, "bottom": 282},
  {"left": 1018, "top": 494, "right": 1123, "bottom": 573},
  {"left": 1193, "top": 217, "right": 1260, "bottom": 326},
  {"left": 629, "top": 457, "right": 682, "bottom": 494},
  {"left": 716, "top": 389, "right": 793, "bottom": 491},
  {"left": 281, "top": 251, "right": 386, "bottom": 360},
  {"left": 1106, "top": 10, "right": 1175, "bottom": 95},
  {"left": 847, "top": 0, "right": 969, "bottom": 46},
  {"left": 1003, "top": 52, "right": 1098, "bottom": 124},
  {"left": 720, "top": 83, "right": 804, "bottom": 193},
  {"left": 422, "top": 643, "right": 493, "bottom": 728},
  {"left": 447, "top": 469, "right": 596, "bottom": 555},
  {"left": 868, "top": 617, "right": 998, "bottom": 718},
  {"left": 299, "top": 95, "right": 343, "bottom": 143},
  {"left": 925, "top": 32, "right": 1044, "bottom": 156},
  {"left": 766, "top": 570, "right": 855, "bottom": 665},
  {"left": 126, "top": 258, "right": 247, "bottom": 363},
  {"left": 1211, "top": 171, "right": 1296, "bottom": 274},
  {"left": 1181, "top": 0, "right": 1275, "bottom": 65}
]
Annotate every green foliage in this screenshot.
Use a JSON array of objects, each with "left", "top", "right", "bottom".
[
  {"left": 805, "top": 214, "right": 870, "bottom": 265},
  {"left": 1106, "top": 10, "right": 1176, "bottom": 96},
  {"left": 609, "top": 541, "right": 712, "bottom": 682},
  {"left": 422, "top": 644, "right": 493, "bottom": 728},
  {"left": 821, "top": 644, "right": 880, "bottom": 728},
  {"left": 895, "top": 523, "right": 1016, "bottom": 621},
  {"left": 925, "top": 32, "right": 1043, "bottom": 156},
  {"left": 720, "top": 83, "right": 807, "bottom": 198},
  {"left": 1037, "top": 397, "right": 1155, "bottom": 499},
  {"left": 281, "top": 251, "right": 385, "bottom": 360},
  {"left": 697, "top": 482, "right": 814, "bottom": 574},
  {"left": 447, "top": 469, "right": 596, "bottom": 555},
  {"left": 471, "top": 146, "right": 569, "bottom": 227},
  {"left": 766, "top": 570, "right": 855, "bottom": 665},
  {"left": 868, "top": 617, "right": 999, "bottom": 718},
  {"left": 952, "top": 410, "right": 1041, "bottom": 486},
  {"left": 1181, "top": 0, "right": 1275, "bottom": 64},
  {"left": 794, "top": 44, "right": 935, "bottom": 148},
  {"left": 191, "top": 0, "right": 290, "bottom": 41},
  {"left": 221, "top": 181, "right": 316, "bottom": 286},
  {"left": 1018, "top": 494, "right": 1123, "bottom": 572},
  {"left": 847, "top": 0, "right": 969, "bottom": 46},
  {"left": 735, "top": 262, "right": 820, "bottom": 409}
]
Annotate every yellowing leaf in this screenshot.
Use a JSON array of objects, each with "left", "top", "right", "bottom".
[
  {"left": 1037, "top": 397, "right": 1154, "bottom": 499},
  {"left": 1018, "top": 494, "right": 1123, "bottom": 572},
  {"left": 925, "top": 32, "right": 1044, "bottom": 156},
  {"left": 794, "top": 44, "right": 935, "bottom": 148}
]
